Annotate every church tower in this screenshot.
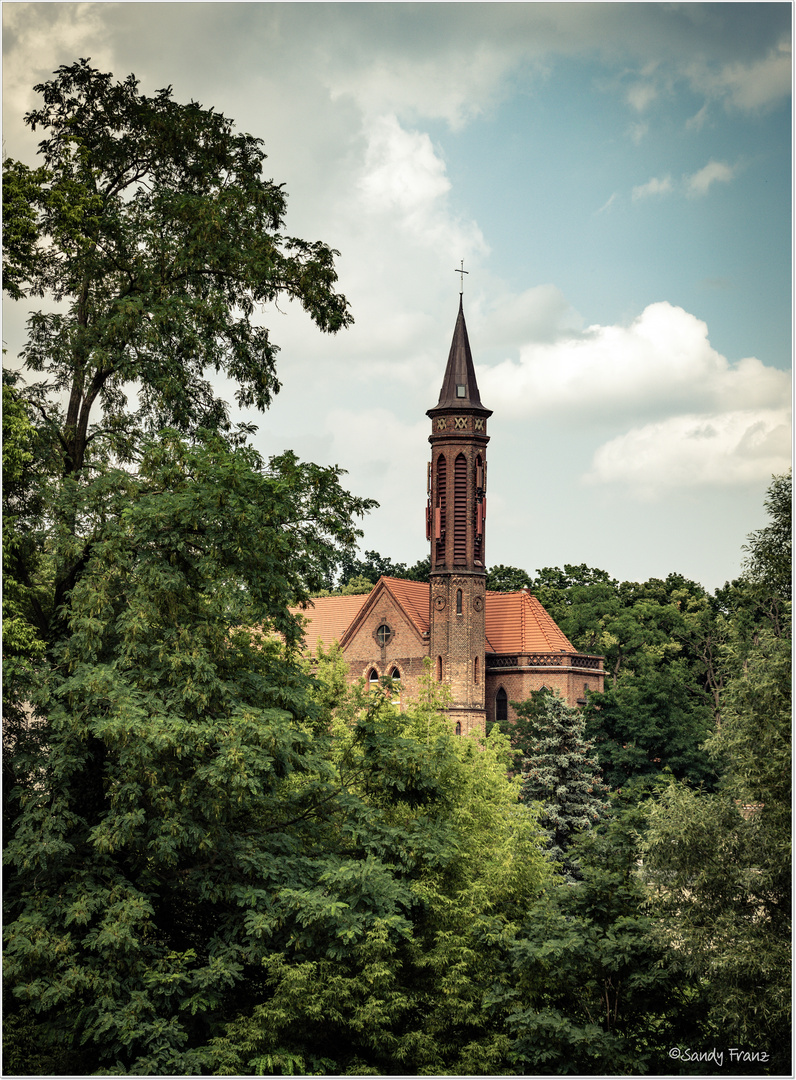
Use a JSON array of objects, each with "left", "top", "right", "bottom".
[{"left": 427, "top": 297, "right": 492, "bottom": 735}]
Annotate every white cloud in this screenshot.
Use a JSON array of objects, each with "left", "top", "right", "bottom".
[
  {"left": 327, "top": 43, "right": 518, "bottom": 131},
  {"left": 596, "top": 192, "right": 618, "bottom": 214},
  {"left": 354, "top": 113, "right": 488, "bottom": 265},
  {"left": 358, "top": 114, "right": 451, "bottom": 217},
  {"left": 479, "top": 301, "right": 789, "bottom": 422},
  {"left": 685, "top": 160, "right": 736, "bottom": 197},
  {"left": 586, "top": 408, "right": 791, "bottom": 494},
  {"left": 475, "top": 285, "right": 581, "bottom": 348},
  {"left": 626, "top": 81, "right": 658, "bottom": 112},
  {"left": 632, "top": 175, "right": 673, "bottom": 200},
  {"left": 631, "top": 161, "right": 737, "bottom": 202},
  {"left": 705, "top": 37, "right": 792, "bottom": 112},
  {"left": 478, "top": 300, "right": 791, "bottom": 497}
]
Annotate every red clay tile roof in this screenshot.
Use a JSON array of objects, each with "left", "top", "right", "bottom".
[
  {"left": 294, "top": 582, "right": 575, "bottom": 656},
  {"left": 379, "top": 577, "right": 430, "bottom": 636},
  {"left": 292, "top": 593, "right": 369, "bottom": 653},
  {"left": 485, "top": 590, "right": 575, "bottom": 654}
]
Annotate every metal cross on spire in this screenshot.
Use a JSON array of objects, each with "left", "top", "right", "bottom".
[{"left": 454, "top": 259, "right": 469, "bottom": 295}]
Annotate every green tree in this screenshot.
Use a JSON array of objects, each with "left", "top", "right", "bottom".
[
  {"left": 643, "top": 476, "right": 792, "bottom": 1076},
  {"left": 6, "top": 59, "right": 353, "bottom": 621},
  {"left": 492, "top": 794, "right": 704, "bottom": 1075},
  {"left": 486, "top": 564, "right": 533, "bottom": 592},
  {"left": 516, "top": 691, "right": 609, "bottom": 881},
  {"left": 204, "top": 674, "right": 551, "bottom": 1076},
  {"left": 743, "top": 470, "right": 791, "bottom": 604},
  {"left": 2, "top": 432, "right": 378, "bottom": 1075}
]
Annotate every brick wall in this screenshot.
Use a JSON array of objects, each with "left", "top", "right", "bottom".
[{"left": 484, "top": 663, "right": 604, "bottom": 726}]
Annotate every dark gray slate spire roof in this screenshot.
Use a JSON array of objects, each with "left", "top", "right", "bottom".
[{"left": 428, "top": 296, "right": 491, "bottom": 416}]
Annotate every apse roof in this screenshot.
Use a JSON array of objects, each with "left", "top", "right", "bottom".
[{"left": 485, "top": 590, "right": 575, "bottom": 654}]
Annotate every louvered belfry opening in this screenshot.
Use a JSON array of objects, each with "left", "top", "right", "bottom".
[
  {"left": 435, "top": 454, "right": 447, "bottom": 562},
  {"left": 453, "top": 453, "right": 467, "bottom": 562},
  {"left": 475, "top": 453, "right": 485, "bottom": 556}
]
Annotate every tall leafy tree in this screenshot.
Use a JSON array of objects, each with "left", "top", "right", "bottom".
[
  {"left": 5, "top": 58, "right": 353, "bottom": 624},
  {"left": 3, "top": 61, "right": 380, "bottom": 1075},
  {"left": 644, "top": 474, "right": 792, "bottom": 1076},
  {"left": 2, "top": 432, "right": 375, "bottom": 1075}
]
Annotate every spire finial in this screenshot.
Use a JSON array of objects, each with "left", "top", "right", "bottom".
[{"left": 454, "top": 259, "right": 469, "bottom": 296}]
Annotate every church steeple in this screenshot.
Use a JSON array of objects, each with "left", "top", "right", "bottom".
[
  {"left": 430, "top": 297, "right": 489, "bottom": 413},
  {"left": 426, "top": 299, "right": 491, "bottom": 736}
]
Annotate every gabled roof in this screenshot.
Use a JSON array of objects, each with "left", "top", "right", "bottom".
[
  {"left": 292, "top": 593, "right": 369, "bottom": 653},
  {"left": 485, "top": 590, "right": 575, "bottom": 654},
  {"left": 427, "top": 297, "right": 491, "bottom": 416},
  {"left": 339, "top": 576, "right": 429, "bottom": 648},
  {"left": 295, "top": 580, "right": 576, "bottom": 658}
]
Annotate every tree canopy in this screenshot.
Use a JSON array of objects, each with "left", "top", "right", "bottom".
[{"left": 6, "top": 59, "right": 351, "bottom": 493}]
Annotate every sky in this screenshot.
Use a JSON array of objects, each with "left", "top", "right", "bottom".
[{"left": 2, "top": 2, "right": 792, "bottom": 592}]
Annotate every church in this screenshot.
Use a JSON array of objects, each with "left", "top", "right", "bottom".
[{"left": 295, "top": 297, "right": 604, "bottom": 735}]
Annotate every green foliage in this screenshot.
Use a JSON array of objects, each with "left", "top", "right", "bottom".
[
  {"left": 2, "top": 379, "right": 48, "bottom": 666},
  {"left": 526, "top": 566, "right": 720, "bottom": 792},
  {"left": 492, "top": 796, "right": 702, "bottom": 1075},
  {"left": 203, "top": 678, "right": 551, "bottom": 1076},
  {"left": 1, "top": 158, "right": 51, "bottom": 302},
  {"left": 584, "top": 662, "right": 716, "bottom": 792},
  {"left": 514, "top": 691, "right": 609, "bottom": 880},
  {"left": 6, "top": 59, "right": 352, "bottom": 498},
  {"left": 2, "top": 430, "right": 377, "bottom": 1073},
  {"left": 485, "top": 563, "right": 533, "bottom": 592},
  {"left": 643, "top": 481, "right": 791, "bottom": 1076},
  {"left": 742, "top": 470, "right": 791, "bottom": 604},
  {"left": 332, "top": 549, "right": 430, "bottom": 591}
]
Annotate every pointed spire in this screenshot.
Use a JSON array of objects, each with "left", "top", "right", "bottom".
[{"left": 429, "top": 297, "right": 490, "bottom": 414}]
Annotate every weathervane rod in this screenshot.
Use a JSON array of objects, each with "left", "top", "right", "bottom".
[{"left": 454, "top": 259, "right": 469, "bottom": 295}]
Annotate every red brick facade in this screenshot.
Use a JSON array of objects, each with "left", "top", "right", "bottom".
[{"left": 293, "top": 298, "right": 603, "bottom": 733}]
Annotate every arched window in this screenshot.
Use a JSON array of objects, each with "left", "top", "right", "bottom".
[
  {"left": 496, "top": 687, "right": 508, "bottom": 725},
  {"left": 453, "top": 453, "right": 467, "bottom": 562},
  {"left": 390, "top": 667, "right": 401, "bottom": 705},
  {"left": 474, "top": 656, "right": 479, "bottom": 684},
  {"left": 455, "top": 722, "right": 462, "bottom": 736},
  {"left": 456, "top": 588, "right": 463, "bottom": 615},
  {"left": 436, "top": 655, "right": 443, "bottom": 682},
  {"left": 368, "top": 668, "right": 379, "bottom": 689}
]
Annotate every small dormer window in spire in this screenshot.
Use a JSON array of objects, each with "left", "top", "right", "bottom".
[{"left": 456, "top": 384, "right": 466, "bottom": 398}]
